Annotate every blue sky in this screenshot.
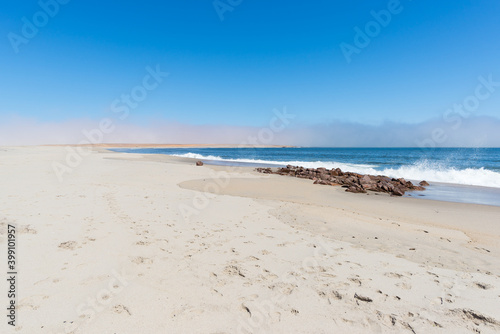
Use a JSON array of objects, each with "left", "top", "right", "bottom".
[{"left": 1, "top": 0, "right": 500, "bottom": 145}]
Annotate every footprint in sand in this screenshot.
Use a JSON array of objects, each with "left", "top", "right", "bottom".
[
  {"left": 319, "top": 272, "right": 336, "bottom": 279},
  {"left": 18, "top": 295, "right": 49, "bottom": 311},
  {"left": 348, "top": 277, "right": 362, "bottom": 286},
  {"left": 113, "top": 304, "right": 132, "bottom": 315},
  {"left": 317, "top": 289, "right": 343, "bottom": 301},
  {"left": 384, "top": 272, "right": 404, "bottom": 279},
  {"left": 396, "top": 282, "right": 412, "bottom": 290},
  {"left": 58, "top": 241, "right": 77, "bottom": 250},
  {"left": 269, "top": 282, "right": 297, "bottom": 295},
  {"left": 474, "top": 282, "right": 493, "bottom": 290},
  {"left": 18, "top": 225, "right": 37, "bottom": 234},
  {"left": 223, "top": 265, "right": 246, "bottom": 278},
  {"left": 130, "top": 256, "right": 153, "bottom": 264},
  {"left": 259, "top": 268, "right": 279, "bottom": 281}
]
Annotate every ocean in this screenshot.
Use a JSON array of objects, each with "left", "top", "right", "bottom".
[{"left": 112, "top": 147, "right": 500, "bottom": 206}]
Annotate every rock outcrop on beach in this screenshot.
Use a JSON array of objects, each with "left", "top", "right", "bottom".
[{"left": 255, "top": 165, "right": 428, "bottom": 196}]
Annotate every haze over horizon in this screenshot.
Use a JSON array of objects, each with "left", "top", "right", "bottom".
[{"left": 1, "top": 0, "right": 500, "bottom": 147}]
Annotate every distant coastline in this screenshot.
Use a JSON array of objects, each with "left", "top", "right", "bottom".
[{"left": 43, "top": 143, "right": 296, "bottom": 148}]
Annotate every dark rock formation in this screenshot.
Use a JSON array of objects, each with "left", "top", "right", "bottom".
[{"left": 255, "top": 165, "right": 429, "bottom": 197}]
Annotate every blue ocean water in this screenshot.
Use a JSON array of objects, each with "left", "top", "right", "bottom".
[{"left": 112, "top": 147, "right": 500, "bottom": 206}]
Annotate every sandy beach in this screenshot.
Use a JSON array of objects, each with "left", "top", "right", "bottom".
[{"left": 1, "top": 146, "right": 500, "bottom": 334}]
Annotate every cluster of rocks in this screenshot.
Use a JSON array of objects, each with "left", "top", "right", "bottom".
[{"left": 255, "top": 165, "right": 429, "bottom": 196}]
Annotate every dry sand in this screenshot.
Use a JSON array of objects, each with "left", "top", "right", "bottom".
[{"left": 0, "top": 146, "right": 499, "bottom": 333}]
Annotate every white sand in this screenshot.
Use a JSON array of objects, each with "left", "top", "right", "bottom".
[{"left": 0, "top": 146, "right": 499, "bottom": 333}]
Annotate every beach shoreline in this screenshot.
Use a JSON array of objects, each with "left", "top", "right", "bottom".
[
  {"left": 109, "top": 147, "right": 500, "bottom": 207},
  {"left": 1, "top": 146, "right": 499, "bottom": 333}
]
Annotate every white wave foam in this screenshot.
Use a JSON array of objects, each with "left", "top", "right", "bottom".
[
  {"left": 172, "top": 153, "right": 500, "bottom": 188},
  {"left": 379, "top": 164, "right": 500, "bottom": 188}
]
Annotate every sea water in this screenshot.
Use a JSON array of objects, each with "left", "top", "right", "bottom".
[{"left": 112, "top": 147, "right": 500, "bottom": 206}]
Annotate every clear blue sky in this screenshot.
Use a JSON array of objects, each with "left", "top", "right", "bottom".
[{"left": 1, "top": 0, "right": 500, "bottom": 141}]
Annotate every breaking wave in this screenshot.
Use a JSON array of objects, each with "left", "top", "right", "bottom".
[{"left": 173, "top": 153, "right": 500, "bottom": 188}]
